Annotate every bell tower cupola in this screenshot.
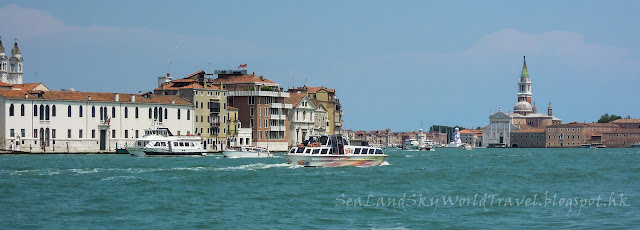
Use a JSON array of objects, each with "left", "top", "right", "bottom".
[{"left": 8, "top": 39, "right": 23, "bottom": 84}]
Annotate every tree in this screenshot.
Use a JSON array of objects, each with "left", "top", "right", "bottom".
[{"left": 597, "top": 114, "right": 623, "bottom": 123}]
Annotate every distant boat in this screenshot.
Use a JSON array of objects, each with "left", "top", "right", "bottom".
[
  {"left": 631, "top": 143, "right": 640, "bottom": 148},
  {"left": 127, "top": 128, "right": 206, "bottom": 157}
]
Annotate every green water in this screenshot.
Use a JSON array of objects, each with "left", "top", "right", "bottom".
[{"left": 1, "top": 148, "right": 639, "bottom": 229}]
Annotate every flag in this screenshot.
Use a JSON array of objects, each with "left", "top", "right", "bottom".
[
  {"left": 106, "top": 116, "right": 111, "bottom": 125},
  {"left": 237, "top": 64, "right": 247, "bottom": 69}
]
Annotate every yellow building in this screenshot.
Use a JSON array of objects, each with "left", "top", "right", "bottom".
[{"left": 154, "top": 71, "right": 231, "bottom": 151}]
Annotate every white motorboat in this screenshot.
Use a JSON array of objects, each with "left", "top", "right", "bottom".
[
  {"left": 126, "top": 128, "right": 206, "bottom": 156},
  {"left": 403, "top": 139, "right": 419, "bottom": 150},
  {"left": 222, "top": 146, "right": 274, "bottom": 158},
  {"left": 285, "top": 135, "right": 387, "bottom": 167}
]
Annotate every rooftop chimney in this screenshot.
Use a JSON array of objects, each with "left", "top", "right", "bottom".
[
  {"left": 115, "top": 93, "right": 119, "bottom": 101},
  {"left": 131, "top": 95, "right": 135, "bottom": 102}
]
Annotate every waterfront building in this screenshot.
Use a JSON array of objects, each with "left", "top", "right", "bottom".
[
  {"left": 226, "top": 106, "right": 241, "bottom": 146},
  {"left": 210, "top": 70, "right": 292, "bottom": 151},
  {"left": 602, "top": 129, "right": 640, "bottom": 148},
  {"left": 286, "top": 93, "right": 316, "bottom": 147},
  {"left": 459, "top": 129, "right": 483, "bottom": 147},
  {"left": 288, "top": 86, "right": 343, "bottom": 134},
  {"left": 0, "top": 87, "right": 193, "bottom": 152},
  {"left": 545, "top": 122, "right": 620, "bottom": 147},
  {"left": 154, "top": 71, "right": 230, "bottom": 151},
  {"left": 482, "top": 57, "right": 561, "bottom": 147},
  {"left": 510, "top": 129, "right": 546, "bottom": 148},
  {"left": 312, "top": 101, "right": 330, "bottom": 136},
  {"left": 0, "top": 38, "right": 23, "bottom": 85}
]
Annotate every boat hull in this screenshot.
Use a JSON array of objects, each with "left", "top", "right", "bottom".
[
  {"left": 222, "top": 150, "right": 274, "bottom": 158},
  {"left": 127, "top": 147, "right": 207, "bottom": 157},
  {"left": 284, "top": 154, "right": 387, "bottom": 167}
]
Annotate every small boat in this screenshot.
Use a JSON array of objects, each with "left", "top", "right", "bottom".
[
  {"left": 460, "top": 143, "right": 473, "bottom": 150},
  {"left": 285, "top": 135, "right": 387, "bottom": 167},
  {"left": 403, "top": 139, "right": 419, "bottom": 150},
  {"left": 632, "top": 143, "right": 640, "bottom": 148},
  {"left": 581, "top": 144, "right": 591, "bottom": 148},
  {"left": 590, "top": 143, "right": 606, "bottom": 149},
  {"left": 127, "top": 128, "right": 206, "bottom": 157},
  {"left": 222, "top": 146, "right": 274, "bottom": 158}
]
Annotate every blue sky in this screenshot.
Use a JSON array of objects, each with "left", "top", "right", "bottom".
[{"left": 1, "top": 1, "right": 638, "bottom": 131}]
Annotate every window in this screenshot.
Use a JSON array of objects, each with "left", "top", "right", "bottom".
[
  {"left": 250, "top": 118, "right": 254, "bottom": 128},
  {"left": 135, "top": 130, "right": 139, "bottom": 138},
  {"left": 34, "top": 105, "right": 37, "bottom": 116},
  {"left": 249, "top": 96, "right": 255, "bottom": 105},
  {"left": 250, "top": 108, "right": 254, "bottom": 116},
  {"left": 67, "top": 129, "right": 72, "bottom": 138},
  {"left": 9, "top": 104, "right": 14, "bottom": 116},
  {"left": 92, "top": 130, "right": 96, "bottom": 139},
  {"left": 52, "top": 129, "right": 56, "bottom": 138},
  {"left": 164, "top": 108, "right": 168, "bottom": 119},
  {"left": 177, "top": 109, "right": 181, "bottom": 119},
  {"left": 112, "top": 130, "right": 116, "bottom": 138},
  {"left": 195, "top": 101, "right": 198, "bottom": 108},
  {"left": 45, "top": 105, "right": 50, "bottom": 120},
  {"left": 125, "top": 107, "right": 128, "bottom": 118},
  {"left": 112, "top": 107, "right": 116, "bottom": 118},
  {"left": 125, "top": 130, "right": 129, "bottom": 138},
  {"left": 92, "top": 106, "right": 96, "bottom": 117},
  {"left": 9, "top": 129, "right": 14, "bottom": 137},
  {"left": 33, "top": 129, "right": 37, "bottom": 138},
  {"left": 79, "top": 106, "right": 83, "bottom": 117},
  {"left": 258, "top": 119, "right": 261, "bottom": 128},
  {"left": 39, "top": 105, "right": 44, "bottom": 120},
  {"left": 264, "top": 108, "right": 268, "bottom": 117},
  {"left": 265, "top": 119, "right": 268, "bottom": 128},
  {"left": 149, "top": 108, "right": 152, "bottom": 119},
  {"left": 187, "top": 110, "right": 191, "bottom": 120},
  {"left": 135, "top": 107, "right": 139, "bottom": 118},
  {"left": 20, "top": 104, "right": 25, "bottom": 116},
  {"left": 68, "top": 105, "right": 72, "bottom": 117},
  {"left": 52, "top": 105, "right": 56, "bottom": 117},
  {"left": 79, "top": 129, "right": 83, "bottom": 138},
  {"left": 259, "top": 108, "right": 261, "bottom": 116}
]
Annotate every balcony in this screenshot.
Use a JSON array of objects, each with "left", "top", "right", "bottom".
[
  {"left": 334, "top": 121, "right": 343, "bottom": 127},
  {"left": 270, "top": 114, "right": 286, "bottom": 120},
  {"left": 270, "top": 103, "right": 293, "bottom": 109},
  {"left": 228, "top": 91, "right": 290, "bottom": 98},
  {"left": 210, "top": 121, "right": 221, "bottom": 127},
  {"left": 270, "top": 126, "right": 285, "bottom": 131}
]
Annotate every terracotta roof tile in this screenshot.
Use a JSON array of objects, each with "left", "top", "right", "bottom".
[
  {"left": 511, "top": 128, "right": 545, "bottom": 133},
  {"left": 612, "top": 119, "right": 640, "bottom": 124},
  {"left": 459, "top": 129, "right": 483, "bottom": 134},
  {"left": 0, "top": 89, "right": 192, "bottom": 105},
  {"left": 11, "top": 83, "right": 48, "bottom": 91},
  {"left": 227, "top": 106, "right": 238, "bottom": 110},
  {"left": 285, "top": 93, "right": 306, "bottom": 107},
  {"left": 603, "top": 129, "right": 640, "bottom": 134},
  {"left": 0, "top": 82, "right": 12, "bottom": 87},
  {"left": 289, "top": 86, "right": 335, "bottom": 94}
]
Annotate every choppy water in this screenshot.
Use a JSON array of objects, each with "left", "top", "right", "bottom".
[{"left": 1, "top": 148, "right": 639, "bottom": 229}]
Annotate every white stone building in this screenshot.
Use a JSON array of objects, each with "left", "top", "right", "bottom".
[
  {"left": 0, "top": 88, "right": 194, "bottom": 153},
  {"left": 313, "top": 102, "right": 329, "bottom": 136},
  {"left": 286, "top": 93, "right": 316, "bottom": 147},
  {"left": 0, "top": 39, "right": 23, "bottom": 85}
]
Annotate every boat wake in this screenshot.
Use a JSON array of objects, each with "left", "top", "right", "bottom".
[{"left": 215, "top": 163, "right": 293, "bottom": 171}]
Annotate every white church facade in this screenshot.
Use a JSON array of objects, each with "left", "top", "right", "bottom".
[{"left": 482, "top": 56, "right": 561, "bottom": 147}]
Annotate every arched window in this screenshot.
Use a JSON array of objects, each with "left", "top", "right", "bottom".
[
  {"left": 135, "top": 107, "right": 139, "bottom": 118},
  {"left": 177, "top": 109, "right": 181, "bottom": 120},
  {"left": 99, "top": 107, "right": 104, "bottom": 120},
  {"left": 20, "top": 104, "right": 25, "bottom": 116},
  {"left": 39, "top": 105, "right": 44, "bottom": 120},
  {"left": 68, "top": 105, "right": 72, "bottom": 117},
  {"left": 92, "top": 106, "right": 96, "bottom": 117},
  {"left": 158, "top": 107, "right": 163, "bottom": 122},
  {"left": 52, "top": 105, "right": 56, "bottom": 117},
  {"left": 148, "top": 108, "right": 152, "bottom": 119},
  {"left": 45, "top": 105, "right": 50, "bottom": 120},
  {"left": 164, "top": 108, "right": 168, "bottom": 119},
  {"left": 112, "top": 107, "right": 116, "bottom": 118},
  {"left": 187, "top": 110, "right": 191, "bottom": 120},
  {"left": 154, "top": 107, "right": 158, "bottom": 119},
  {"left": 33, "top": 105, "right": 38, "bottom": 116},
  {"left": 9, "top": 104, "right": 14, "bottom": 116},
  {"left": 124, "top": 107, "right": 128, "bottom": 118},
  {"left": 79, "top": 106, "right": 83, "bottom": 117}
]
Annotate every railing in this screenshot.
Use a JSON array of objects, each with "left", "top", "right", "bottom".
[
  {"left": 270, "top": 126, "right": 284, "bottom": 131},
  {"left": 228, "top": 91, "right": 290, "bottom": 98},
  {"left": 270, "top": 103, "right": 293, "bottom": 109},
  {"left": 270, "top": 114, "right": 286, "bottom": 120}
]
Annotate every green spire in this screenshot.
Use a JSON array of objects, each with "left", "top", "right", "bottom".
[{"left": 521, "top": 56, "right": 529, "bottom": 78}]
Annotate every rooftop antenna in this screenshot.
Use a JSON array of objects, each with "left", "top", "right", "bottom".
[{"left": 168, "top": 58, "right": 173, "bottom": 75}]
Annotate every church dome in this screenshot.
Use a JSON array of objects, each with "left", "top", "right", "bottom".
[{"left": 514, "top": 101, "right": 533, "bottom": 113}]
